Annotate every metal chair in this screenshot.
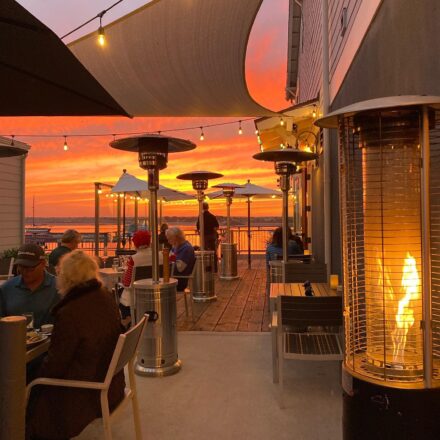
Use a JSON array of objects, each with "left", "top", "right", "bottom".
[{"left": 27, "top": 314, "right": 148, "bottom": 440}]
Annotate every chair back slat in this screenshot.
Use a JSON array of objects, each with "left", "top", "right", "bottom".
[
  {"left": 105, "top": 315, "right": 148, "bottom": 383},
  {"left": 280, "top": 296, "right": 342, "bottom": 327}
]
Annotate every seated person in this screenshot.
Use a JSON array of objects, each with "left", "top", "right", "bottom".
[
  {"left": 48, "top": 229, "right": 81, "bottom": 269},
  {"left": 265, "top": 226, "right": 303, "bottom": 267},
  {"left": 166, "top": 227, "right": 196, "bottom": 292},
  {"left": 26, "top": 250, "right": 125, "bottom": 440},
  {"left": 119, "top": 230, "right": 163, "bottom": 324},
  {"left": 0, "top": 244, "right": 59, "bottom": 328}
]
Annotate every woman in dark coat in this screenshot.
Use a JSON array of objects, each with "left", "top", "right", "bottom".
[{"left": 27, "top": 250, "right": 125, "bottom": 440}]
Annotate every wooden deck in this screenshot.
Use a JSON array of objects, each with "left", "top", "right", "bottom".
[{"left": 176, "top": 256, "right": 270, "bottom": 332}]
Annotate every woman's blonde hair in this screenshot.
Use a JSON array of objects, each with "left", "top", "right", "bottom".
[{"left": 57, "top": 250, "right": 101, "bottom": 295}]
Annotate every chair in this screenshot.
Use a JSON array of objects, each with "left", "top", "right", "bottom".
[
  {"left": 27, "top": 314, "right": 148, "bottom": 440},
  {"left": 0, "top": 257, "right": 15, "bottom": 280},
  {"left": 171, "top": 263, "right": 195, "bottom": 321}
]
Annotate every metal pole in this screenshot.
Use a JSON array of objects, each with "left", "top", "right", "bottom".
[
  {"left": 134, "top": 196, "right": 139, "bottom": 231},
  {"left": 122, "top": 192, "right": 126, "bottom": 247},
  {"left": 247, "top": 196, "right": 251, "bottom": 268},
  {"left": 421, "top": 105, "right": 433, "bottom": 388},
  {"left": 226, "top": 195, "right": 231, "bottom": 243},
  {"left": 198, "top": 192, "right": 205, "bottom": 250},
  {"left": 117, "top": 194, "right": 121, "bottom": 250},
  {"left": 94, "top": 183, "right": 100, "bottom": 256},
  {"left": 159, "top": 198, "right": 163, "bottom": 226},
  {"left": 148, "top": 169, "right": 160, "bottom": 283},
  {"left": 281, "top": 175, "right": 290, "bottom": 263},
  {"left": 322, "top": 0, "right": 331, "bottom": 277}
]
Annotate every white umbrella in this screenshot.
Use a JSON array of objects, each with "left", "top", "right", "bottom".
[{"left": 208, "top": 180, "right": 281, "bottom": 268}]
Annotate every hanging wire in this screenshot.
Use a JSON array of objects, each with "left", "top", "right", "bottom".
[{"left": 61, "top": 0, "right": 125, "bottom": 40}]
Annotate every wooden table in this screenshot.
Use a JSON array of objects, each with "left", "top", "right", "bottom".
[{"left": 269, "top": 282, "right": 341, "bottom": 313}]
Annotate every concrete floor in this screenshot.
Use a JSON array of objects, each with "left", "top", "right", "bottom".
[{"left": 77, "top": 332, "right": 342, "bottom": 440}]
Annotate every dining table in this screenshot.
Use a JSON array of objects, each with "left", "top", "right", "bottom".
[
  {"left": 269, "top": 282, "right": 342, "bottom": 313},
  {"left": 98, "top": 267, "right": 125, "bottom": 290},
  {"left": 0, "top": 316, "right": 50, "bottom": 439}
]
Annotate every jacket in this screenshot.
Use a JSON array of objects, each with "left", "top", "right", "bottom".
[{"left": 27, "top": 279, "right": 125, "bottom": 439}]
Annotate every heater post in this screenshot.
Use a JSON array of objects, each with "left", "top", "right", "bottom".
[
  {"left": 421, "top": 105, "right": 433, "bottom": 387},
  {"left": 148, "top": 168, "right": 160, "bottom": 283}
]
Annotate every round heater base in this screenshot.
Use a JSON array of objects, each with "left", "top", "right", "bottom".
[
  {"left": 219, "top": 275, "right": 239, "bottom": 280},
  {"left": 135, "top": 359, "right": 182, "bottom": 377},
  {"left": 193, "top": 295, "right": 217, "bottom": 303}
]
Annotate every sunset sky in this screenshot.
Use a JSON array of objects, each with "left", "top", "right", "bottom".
[{"left": 8, "top": 0, "right": 289, "bottom": 218}]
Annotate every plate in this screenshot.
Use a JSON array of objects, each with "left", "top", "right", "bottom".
[{"left": 26, "top": 333, "right": 49, "bottom": 348}]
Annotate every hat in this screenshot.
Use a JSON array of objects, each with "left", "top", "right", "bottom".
[
  {"left": 133, "top": 230, "right": 151, "bottom": 248},
  {"left": 15, "top": 244, "right": 46, "bottom": 267}
]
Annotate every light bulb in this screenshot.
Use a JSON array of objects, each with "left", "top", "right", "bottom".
[
  {"left": 97, "top": 189, "right": 102, "bottom": 194},
  {"left": 238, "top": 121, "right": 243, "bottom": 135},
  {"left": 200, "top": 127, "right": 204, "bottom": 141},
  {"left": 255, "top": 129, "right": 259, "bottom": 135},
  {"left": 98, "top": 26, "right": 105, "bottom": 46},
  {"left": 280, "top": 117, "right": 285, "bottom": 126},
  {"left": 312, "top": 106, "right": 317, "bottom": 118},
  {"left": 63, "top": 137, "right": 68, "bottom": 151}
]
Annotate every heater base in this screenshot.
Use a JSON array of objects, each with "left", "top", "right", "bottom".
[{"left": 343, "top": 376, "right": 440, "bottom": 440}]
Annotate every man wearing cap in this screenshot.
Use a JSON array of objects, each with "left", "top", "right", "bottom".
[
  {"left": 0, "top": 244, "right": 59, "bottom": 328},
  {"left": 48, "top": 229, "right": 81, "bottom": 268}
]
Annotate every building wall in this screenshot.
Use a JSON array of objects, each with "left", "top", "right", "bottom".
[
  {"left": 0, "top": 156, "right": 25, "bottom": 252},
  {"left": 297, "top": 0, "right": 322, "bottom": 103},
  {"left": 332, "top": 0, "right": 440, "bottom": 110}
]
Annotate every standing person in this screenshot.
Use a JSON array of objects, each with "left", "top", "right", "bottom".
[
  {"left": 48, "top": 229, "right": 81, "bottom": 269},
  {"left": 0, "top": 244, "right": 59, "bottom": 329},
  {"left": 166, "top": 227, "right": 196, "bottom": 293},
  {"left": 26, "top": 250, "right": 125, "bottom": 440},
  {"left": 158, "top": 223, "right": 171, "bottom": 250},
  {"left": 196, "top": 202, "right": 219, "bottom": 272}
]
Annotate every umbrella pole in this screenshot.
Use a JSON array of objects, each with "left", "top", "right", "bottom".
[
  {"left": 134, "top": 196, "right": 139, "bottom": 231},
  {"left": 122, "top": 192, "right": 126, "bottom": 247},
  {"left": 94, "top": 183, "right": 100, "bottom": 256},
  {"left": 117, "top": 194, "right": 121, "bottom": 250},
  {"left": 247, "top": 196, "right": 251, "bottom": 269},
  {"left": 159, "top": 198, "right": 163, "bottom": 226}
]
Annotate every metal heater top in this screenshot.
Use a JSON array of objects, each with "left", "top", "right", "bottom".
[
  {"left": 110, "top": 134, "right": 196, "bottom": 153},
  {"left": 315, "top": 95, "right": 440, "bottom": 128},
  {"left": 253, "top": 148, "right": 318, "bottom": 163},
  {"left": 177, "top": 171, "right": 224, "bottom": 181}
]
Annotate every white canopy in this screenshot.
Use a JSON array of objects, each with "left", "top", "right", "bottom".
[
  {"left": 111, "top": 171, "right": 193, "bottom": 201},
  {"left": 69, "top": 0, "right": 278, "bottom": 117},
  {"left": 208, "top": 181, "right": 281, "bottom": 199}
]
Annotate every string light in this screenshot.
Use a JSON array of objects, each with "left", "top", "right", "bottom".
[
  {"left": 199, "top": 127, "right": 204, "bottom": 141},
  {"left": 63, "top": 136, "right": 69, "bottom": 151},
  {"left": 312, "top": 106, "right": 317, "bottom": 119},
  {"left": 97, "top": 15, "right": 106, "bottom": 47},
  {"left": 238, "top": 121, "right": 243, "bottom": 135},
  {"left": 280, "top": 117, "right": 285, "bottom": 126},
  {"left": 255, "top": 128, "right": 259, "bottom": 135}
]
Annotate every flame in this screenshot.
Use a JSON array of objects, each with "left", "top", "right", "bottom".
[{"left": 391, "top": 253, "right": 420, "bottom": 363}]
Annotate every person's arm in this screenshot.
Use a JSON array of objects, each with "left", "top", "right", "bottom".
[
  {"left": 122, "top": 257, "right": 134, "bottom": 287},
  {"left": 38, "top": 309, "right": 80, "bottom": 378}
]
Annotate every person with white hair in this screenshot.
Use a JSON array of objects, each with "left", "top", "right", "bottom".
[
  {"left": 27, "top": 250, "right": 125, "bottom": 440},
  {"left": 166, "top": 227, "right": 196, "bottom": 292}
]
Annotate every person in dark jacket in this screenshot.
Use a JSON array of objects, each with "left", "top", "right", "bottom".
[
  {"left": 196, "top": 202, "right": 219, "bottom": 271},
  {"left": 27, "top": 250, "right": 125, "bottom": 440}
]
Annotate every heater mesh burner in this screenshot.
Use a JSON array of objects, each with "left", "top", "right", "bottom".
[{"left": 339, "top": 107, "right": 440, "bottom": 388}]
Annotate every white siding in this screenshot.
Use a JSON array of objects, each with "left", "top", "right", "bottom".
[{"left": 0, "top": 156, "right": 25, "bottom": 252}]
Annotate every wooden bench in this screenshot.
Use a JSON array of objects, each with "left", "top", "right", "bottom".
[{"left": 272, "top": 294, "right": 343, "bottom": 407}]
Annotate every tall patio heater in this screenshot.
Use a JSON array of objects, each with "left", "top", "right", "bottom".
[
  {"left": 316, "top": 96, "right": 440, "bottom": 439},
  {"left": 211, "top": 183, "right": 243, "bottom": 280},
  {"left": 110, "top": 135, "right": 195, "bottom": 377},
  {"left": 253, "top": 148, "right": 318, "bottom": 282},
  {"left": 177, "top": 171, "right": 223, "bottom": 301}
]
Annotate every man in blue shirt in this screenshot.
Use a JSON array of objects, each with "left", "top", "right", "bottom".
[{"left": 0, "top": 244, "right": 59, "bottom": 328}]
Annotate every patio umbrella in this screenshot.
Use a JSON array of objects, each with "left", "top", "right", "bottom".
[
  {"left": 111, "top": 170, "right": 194, "bottom": 244},
  {"left": 209, "top": 180, "right": 281, "bottom": 268},
  {"left": 0, "top": 0, "right": 128, "bottom": 116}
]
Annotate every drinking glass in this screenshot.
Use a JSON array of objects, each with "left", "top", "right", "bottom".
[{"left": 22, "top": 312, "right": 34, "bottom": 331}]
